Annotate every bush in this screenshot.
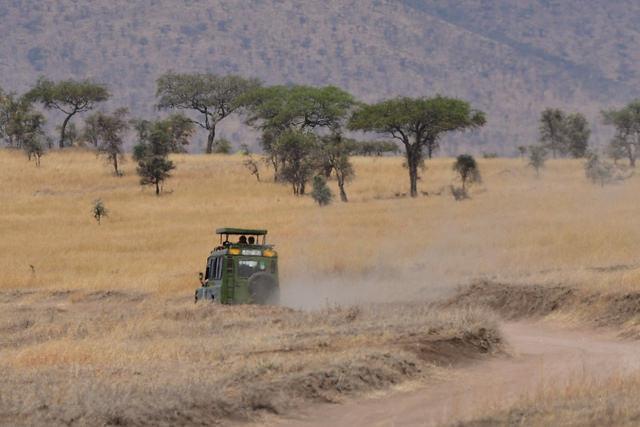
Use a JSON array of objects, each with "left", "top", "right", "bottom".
[
  {"left": 310, "top": 175, "right": 332, "bottom": 206},
  {"left": 451, "top": 154, "right": 481, "bottom": 199},
  {"left": 92, "top": 198, "right": 108, "bottom": 224},
  {"left": 584, "top": 151, "right": 631, "bottom": 186},
  {"left": 450, "top": 185, "right": 468, "bottom": 201},
  {"left": 528, "top": 145, "right": 547, "bottom": 177},
  {"left": 213, "top": 138, "right": 232, "bottom": 154}
]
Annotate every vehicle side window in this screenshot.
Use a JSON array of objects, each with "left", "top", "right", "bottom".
[
  {"left": 209, "top": 258, "right": 218, "bottom": 279},
  {"left": 215, "top": 256, "right": 223, "bottom": 280}
]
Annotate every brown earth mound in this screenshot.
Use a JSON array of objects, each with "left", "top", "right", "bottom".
[{"left": 445, "top": 280, "right": 640, "bottom": 337}]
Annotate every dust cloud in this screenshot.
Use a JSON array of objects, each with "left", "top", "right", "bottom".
[{"left": 279, "top": 214, "right": 516, "bottom": 310}]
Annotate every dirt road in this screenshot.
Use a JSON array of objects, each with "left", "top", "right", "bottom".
[{"left": 273, "top": 322, "right": 640, "bottom": 426}]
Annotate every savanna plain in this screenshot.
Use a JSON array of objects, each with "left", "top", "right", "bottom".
[{"left": 2, "top": 150, "right": 640, "bottom": 426}]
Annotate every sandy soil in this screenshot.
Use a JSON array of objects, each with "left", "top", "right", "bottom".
[{"left": 271, "top": 322, "right": 640, "bottom": 426}]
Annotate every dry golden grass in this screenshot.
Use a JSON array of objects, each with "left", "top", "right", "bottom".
[
  {"left": 457, "top": 370, "right": 640, "bottom": 426},
  {"left": 2, "top": 149, "right": 640, "bottom": 299},
  {"left": 0, "top": 290, "right": 500, "bottom": 425}
]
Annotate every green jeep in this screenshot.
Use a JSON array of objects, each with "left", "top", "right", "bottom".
[{"left": 195, "top": 228, "right": 280, "bottom": 305}]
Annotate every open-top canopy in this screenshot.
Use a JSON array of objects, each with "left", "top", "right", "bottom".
[{"left": 216, "top": 228, "right": 267, "bottom": 236}]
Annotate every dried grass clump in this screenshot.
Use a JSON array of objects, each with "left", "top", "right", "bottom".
[
  {"left": 0, "top": 292, "right": 501, "bottom": 425},
  {"left": 459, "top": 373, "right": 640, "bottom": 427}
]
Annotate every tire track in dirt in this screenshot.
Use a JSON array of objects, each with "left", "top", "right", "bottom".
[{"left": 272, "top": 322, "right": 640, "bottom": 426}]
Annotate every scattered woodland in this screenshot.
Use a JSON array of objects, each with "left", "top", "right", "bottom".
[{"left": 2, "top": 73, "right": 640, "bottom": 203}]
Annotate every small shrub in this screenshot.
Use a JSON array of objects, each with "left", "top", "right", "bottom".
[
  {"left": 213, "top": 138, "right": 232, "bottom": 154},
  {"left": 310, "top": 175, "right": 332, "bottom": 206},
  {"left": 450, "top": 185, "right": 468, "bottom": 201},
  {"left": 92, "top": 198, "right": 108, "bottom": 224},
  {"left": 452, "top": 154, "right": 481, "bottom": 200},
  {"left": 24, "top": 137, "right": 44, "bottom": 167},
  {"left": 243, "top": 155, "right": 260, "bottom": 182},
  {"left": 583, "top": 151, "right": 631, "bottom": 186},
  {"left": 528, "top": 145, "right": 547, "bottom": 177}
]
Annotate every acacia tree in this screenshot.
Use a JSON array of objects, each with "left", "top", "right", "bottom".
[
  {"left": 538, "top": 108, "right": 590, "bottom": 158},
  {"left": 26, "top": 77, "right": 110, "bottom": 149},
  {"left": 132, "top": 114, "right": 194, "bottom": 154},
  {"left": 319, "top": 133, "right": 355, "bottom": 202},
  {"left": 3, "top": 95, "right": 46, "bottom": 155},
  {"left": 4, "top": 96, "right": 46, "bottom": 165},
  {"left": 602, "top": 101, "right": 640, "bottom": 167},
  {"left": 156, "top": 72, "right": 260, "bottom": 153},
  {"left": 240, "top": 85, "right": 357, "bottom": 192},
  {"left": 133, "top": 118, "right": 179, "bottom": 195},
  {"left": 538, "top": 108, "right": 566, "bottom": 158},
  {"left": 565, "top": 113, "right": 590, "bottom": 158},
  {"left": 89, "top": 108, "right": 129, "bottom": 176},
  {"left": 348, "top": 96, "right": 486, "bottom": 197},
  {"left": 272, "top": 128, "right": 318, "bottom": 195},
  {"left": 0, "top": 93, "right": 23, "bottom": 147}
]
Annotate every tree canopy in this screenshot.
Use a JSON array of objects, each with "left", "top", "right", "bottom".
[
  {"left": 26, "top": 77, "right": 110, "bottom": 149},
  {"left": 602, "top": 101, "right": 640, "bottom": 167},
  {"left": 240, "top": 85, "right": 356, "bottom": 132},
  {"left": 156, "top": 72, "right": 260, "bottom": 153},
  {"left": 452, "top": 154, "right": 481, "bottom": 197},
  {"left": 348, "top": 96, "right": 485, "bottom": 197}
]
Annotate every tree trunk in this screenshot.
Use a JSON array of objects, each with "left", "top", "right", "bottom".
[
  {"left": 323, "top": 162, "right": 333, "bottom": 178},
  {"left": 155, "top": 180, "right": 160, "bottom": 195},
  {"left": 338, "top": 179, "right": 348, "bottom": 202},
  {"left": 113, "top": 153, "right": 120, "bottom": 176},
  {"left": 406, "top": 146, "right": 419, "bottom": 198},
  {"left": 59, "top": 112, "right": 75, "bottom": 149},
  {"left": 205, "top": 126, "right": 216, "bottom": 154},
  {"left": 627, "top": 144, "right": 635, "bottom": 167}
]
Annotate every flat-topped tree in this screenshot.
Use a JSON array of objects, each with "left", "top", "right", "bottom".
[
  {"left": 240, "top": 85, "right": 356, "bottom": 132},
  {"left": 348, "top": 96, "right": 486, "bottom": 197},
  {"left": 239, "top": 85, "right": 357, "bottom": 192},
  {"left": 155, "top": 72, "right": 260, "bottom": 154},
  {"left": 26, "top": 77, "right": 110, "bottom": 149}
]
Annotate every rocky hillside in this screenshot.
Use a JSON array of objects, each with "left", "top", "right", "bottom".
[{"left": 1, "top": 0, "right": 639, "bottom": 154}]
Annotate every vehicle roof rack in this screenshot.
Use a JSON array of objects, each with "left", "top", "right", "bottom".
[{"left": 215, "top": 227, "right": 267, "bottom": 236}]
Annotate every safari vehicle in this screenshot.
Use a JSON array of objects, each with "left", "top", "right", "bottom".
[{"left": 195, "top": 228, "right": 279, "bottom": 305}]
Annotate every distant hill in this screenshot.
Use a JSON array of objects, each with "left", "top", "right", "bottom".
[{"left": 1, "top": 0, "right": 639, "bottom": 155}]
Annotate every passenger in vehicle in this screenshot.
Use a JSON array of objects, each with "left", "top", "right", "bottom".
[
  {"left": 248, "top": 236, "right": 255, "bottom": 245},
  {"left": 238, "top": 235, "right": 247, "bottom": 244}
]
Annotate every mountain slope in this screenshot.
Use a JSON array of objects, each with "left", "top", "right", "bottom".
[{"left": 0, "top": 0, "right": 638, "bottom": 154}]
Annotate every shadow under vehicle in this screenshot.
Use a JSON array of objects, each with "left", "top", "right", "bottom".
[{"left": 195, "top": 228, "right": 279, "bottom": 304}]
